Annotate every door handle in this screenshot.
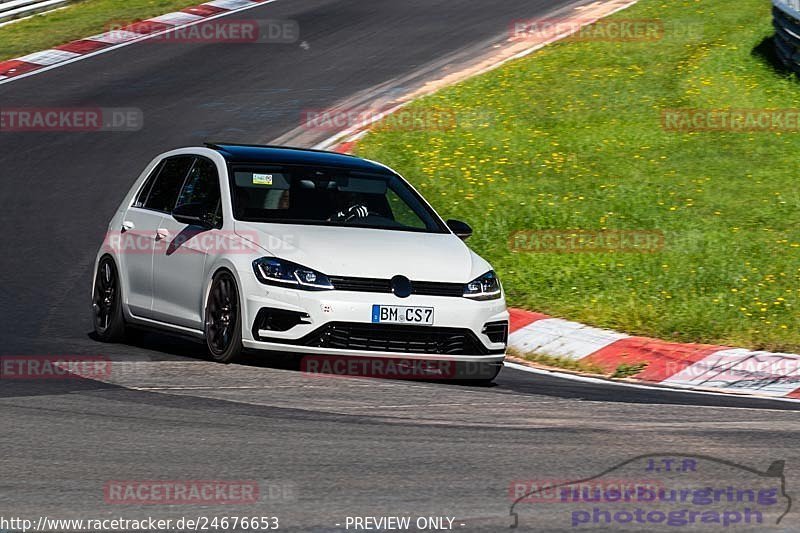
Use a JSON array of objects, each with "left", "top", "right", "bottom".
[
  {"left": 121, "top": 221, "right": 135, "bottom": 232},
  {"left": 155, "top": 228, "right": 169, "bottom": 241}
]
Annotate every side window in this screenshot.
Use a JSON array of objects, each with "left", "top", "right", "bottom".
[
  {"left": 176, "top": 157, "right": 222, "bottom": 227},
  {"left": 142, "top": 156, "right": 194, "bottom": 213},
  {"left": 134, "top": 161, "right": 163, "bottom": 208}
]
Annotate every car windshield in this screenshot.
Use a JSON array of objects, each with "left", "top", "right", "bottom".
[{"left": 228, "top": 164, "right": 448, "bottom": 233}]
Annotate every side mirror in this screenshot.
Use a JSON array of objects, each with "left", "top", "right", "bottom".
[
  {"left": 446, "top": 219, "right": 473, "bottom": 240},
  {"left": 173, "top": 203, "right": 212, "bottom": 227}
]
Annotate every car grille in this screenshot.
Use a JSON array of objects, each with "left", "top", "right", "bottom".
[
  {"left": 411, "top": 281, "right": 464, "bottom": 297},
  {"left": 257, "top": 322, "right": 503, "bottom": 355},
  {"left": 307, "top": 323, "right": 495, "bottom": 355},
  {"left": 329, "top": 276, "right": 464, "bottom": 297},
  {"left": 329, "top": 276, "right": 391, "bottom": 293}
]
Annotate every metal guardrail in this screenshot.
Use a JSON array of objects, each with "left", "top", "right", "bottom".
[
  {"left": 774, "top": 0, "right": 800, "bottom": 73},
  {"left": 0, "top": 0, "right": 72, "bottom": 25}
]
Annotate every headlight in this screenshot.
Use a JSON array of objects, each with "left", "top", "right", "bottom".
[
  {"left": 463, "top": 271, "right": 501, "bottom": 300},
  {"left": 253, "top": 257, "right": 334, "bottom": 290}
]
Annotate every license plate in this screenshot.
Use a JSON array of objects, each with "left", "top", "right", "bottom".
[{"left": 372, "top": 305, "right": 434, "bottom": 325}]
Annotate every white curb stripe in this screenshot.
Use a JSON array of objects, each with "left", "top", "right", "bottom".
[
  {"left": 16, "top": 48, "right": 80, "bottom": 65},
  {"left": 662, "top": 348, "right": 800, "bottom": 396},
  {"left": 149, "top": 12, "right": 205, "bottom": 26},
  {"left": 86, "top": 30, "right": 144, "bottom": 44},
  {"left": 508, "top": 317, "right": 628, "bottom": 360},
  {"left": 205, "top": 0, "right": 257, "bottom": 9}
]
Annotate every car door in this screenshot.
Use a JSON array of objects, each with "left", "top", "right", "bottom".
[
  {"left": 120, "top": 155, "right": 195, "bottom": 319},
  {"left": 151, "top": 156, "right": 223, "bottom": 330}
]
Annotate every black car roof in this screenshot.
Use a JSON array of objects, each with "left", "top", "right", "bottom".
[{"left": 206, "top": 142, "right": 389, "bottom": 172}]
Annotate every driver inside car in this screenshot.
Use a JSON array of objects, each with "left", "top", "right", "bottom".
[{"left": 329, "top": 192, "right": 371, "bottom": 222}]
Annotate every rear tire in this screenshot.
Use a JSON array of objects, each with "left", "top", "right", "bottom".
[
  {"left": 204, "top": 271, "right": 243, "bottom": 364},
  {"left": 92, "top": 256, "right": 127, "bottom": 342}
]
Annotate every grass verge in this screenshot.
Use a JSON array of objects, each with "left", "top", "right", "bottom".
[
  {"left": 356, "top": 0, "right": 800, "bottom": 352},
  {"left": 0, "top": 0, "right": 204, "bottom": 61},
  {"left": 611, "top": 362, "right": 649, "bottom": 379},
  {"left": 508, "top": 348, "right": 649, "bottom": 379},
  {"left": 510, "top": 349, "right": 607, "bottom": 375}
]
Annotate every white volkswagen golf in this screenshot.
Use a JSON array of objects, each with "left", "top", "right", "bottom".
[{"left": 92, "top": 143, "right": 508, "bottom": 381}]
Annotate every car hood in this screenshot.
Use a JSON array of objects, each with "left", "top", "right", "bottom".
[{"left": 234, "top": 221, "right": 485, "bottom": 282}]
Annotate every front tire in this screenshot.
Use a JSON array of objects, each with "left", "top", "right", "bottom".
[
  {"left": 92, "top": 256, "right": 127, "bottom": 342},
  {"left": 204, "top": 271, "right": 243, "bottom": 364}
]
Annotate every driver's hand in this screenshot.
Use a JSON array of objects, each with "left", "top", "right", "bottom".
[{"left": 331, "top": 204, "right": 369, "bottom": 222}]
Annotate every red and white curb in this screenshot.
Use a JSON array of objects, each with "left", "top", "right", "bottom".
[
  {"left": 0, "top": 0, "right": 278, "bottom": 84},
  {"left": 10, "top": 0, "right": 798, "bottom": 401},
  {"left": 322, "top": 91, "right": 800, "bottom": 403},
  {"left": 325, "top": 127, "right": 800, "bottom": 400},
  {"left": 505, "top": 309, "right": 800, "bottom": 399}
]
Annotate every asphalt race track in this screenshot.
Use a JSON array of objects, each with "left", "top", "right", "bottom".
[{"left": 2, "top": 1, "right": 800, "bottom": 531}]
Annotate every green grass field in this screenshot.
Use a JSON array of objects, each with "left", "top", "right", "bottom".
[
  {"left": 0, "top": 0, "right": 203, "bottom": 61},
  {"left": 356, "top": 0, "right": 800, "bottom": 352}
]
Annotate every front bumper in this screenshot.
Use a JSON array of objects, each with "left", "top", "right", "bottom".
[{"left": 240, "top": 281, "right": 508, "bottom": 361}]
